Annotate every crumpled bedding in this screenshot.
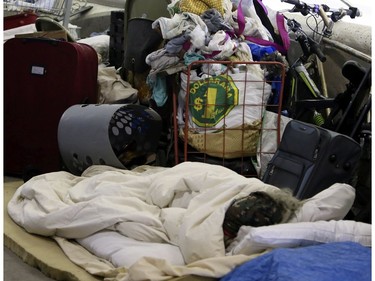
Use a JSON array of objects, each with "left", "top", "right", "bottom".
[{"left": 7, "top": 162, "right": 371, "bottom": 281}]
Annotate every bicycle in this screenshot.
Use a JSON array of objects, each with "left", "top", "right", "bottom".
[
  {"left": 278, "top": 0, "right": 371, "bottom": 223},
  {"left": 280, "top": 0, "right": 371, "bottom": 141}
]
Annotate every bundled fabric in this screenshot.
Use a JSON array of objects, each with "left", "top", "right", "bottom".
[{"left": 97, "top": 66, "right": 138, "bottom": 104}]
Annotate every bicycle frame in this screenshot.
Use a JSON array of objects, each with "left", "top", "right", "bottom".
[
  {"left": 283, "top": 15, "right": 329, "bottom": 124},
  {"left": 281, "top": 1, "right": 368, "bottom": 127},
  {"left": 285, "top": 61, "right": 328, "bottom": 124},
  {"left": 281, "top": 0, "right": 371, "bottom": 225}
]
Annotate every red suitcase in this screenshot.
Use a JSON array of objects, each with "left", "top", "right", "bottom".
[
  {"left": 4, "top": 12, "right": 38, "bottom": 30},
  {"left": 4, "top": 37, "right": 98, "bottom": 176}
]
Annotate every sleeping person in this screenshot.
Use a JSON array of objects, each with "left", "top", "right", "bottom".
[{"left": 223, "top": 190, "right": 301, "bottom": 247}]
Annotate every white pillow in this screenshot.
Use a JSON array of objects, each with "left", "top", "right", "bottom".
[
  {"left": 226, "top": 183, "right": 363, "bottom": 256},
  {"left": 77, "top": 230, "right": 185, "bottom": 268},
  {"left": 228, "top": 220, "right": 371, "bottom": 256},
  {"left": 288, "top": 183, "right": 355, "bottom": 223}
]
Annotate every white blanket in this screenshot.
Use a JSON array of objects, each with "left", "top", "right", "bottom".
[{"left": 7, "top": 162, "right": 371, "bottom": 281}]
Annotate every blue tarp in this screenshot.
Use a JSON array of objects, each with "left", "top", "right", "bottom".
[{"left": 221, "top": 242, "right": 371, "bottom": 281}]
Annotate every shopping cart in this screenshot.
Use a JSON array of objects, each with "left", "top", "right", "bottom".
[
  {"left": 172, "top": 60, "right": 287, "bottom": 178},
  {"left": 4, "top": 0, "right": 92, "bottom": 29}
]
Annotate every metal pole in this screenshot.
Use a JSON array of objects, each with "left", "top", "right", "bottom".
[
  {"left": 322, "top": 37, "right": 372, "bottom": 63},
  {"left": 62, "top": 0, "right": 73, "bottom": 28}
]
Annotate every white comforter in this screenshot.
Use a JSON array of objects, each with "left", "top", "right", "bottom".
[{"left": 7, "top": 162, "right": 371, "bottom": 281}]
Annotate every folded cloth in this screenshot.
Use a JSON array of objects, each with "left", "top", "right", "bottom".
[
  {"left": 152, "top": 12, "right": 208, "bottom": 40},
  {"left": 201, "top": 8, "right": 233, "bottom": 34}
]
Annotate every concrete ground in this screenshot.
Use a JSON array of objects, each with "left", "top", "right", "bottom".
[
  {"left": 3, "top": 176, "right": 55, "bottom": 281},
  {"left": 4, "top": 246, "right": 55, "bottom": 281}
]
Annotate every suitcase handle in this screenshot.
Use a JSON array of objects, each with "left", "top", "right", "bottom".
[{"left": 20, "top": 37, "right": 62, "bottom": 46}]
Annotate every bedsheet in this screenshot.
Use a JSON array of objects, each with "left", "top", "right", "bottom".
[{"left": 7, "top": 162, "right": 372, "bottom": 281}]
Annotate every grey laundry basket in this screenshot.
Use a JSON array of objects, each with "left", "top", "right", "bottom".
[{"left": 58, "top": 104, "right": 162, "bottom": 175}]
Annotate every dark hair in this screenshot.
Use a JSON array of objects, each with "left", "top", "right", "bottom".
[{"left": 223, "top": 191, "right": 285, "bottom": 241}]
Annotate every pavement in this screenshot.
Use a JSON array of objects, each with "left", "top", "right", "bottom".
[{"left": 4, "top": 246, "right": 55, "bottom": 281}]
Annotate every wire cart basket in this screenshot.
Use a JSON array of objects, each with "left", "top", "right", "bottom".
[{"left": 173, "top": 60, "right": 287, "bottom": 178}]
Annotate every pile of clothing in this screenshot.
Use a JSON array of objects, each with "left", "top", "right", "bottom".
[
  {"left": 146, "top": 0, "right": 289, "bottom": 105},
  {"left": 143, "top": 0, "right": 290, "bottom": 160}
]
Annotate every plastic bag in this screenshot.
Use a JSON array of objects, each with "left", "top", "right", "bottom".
[{"left": 97, "top": 66, "right": 138, "bottom": 104}]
